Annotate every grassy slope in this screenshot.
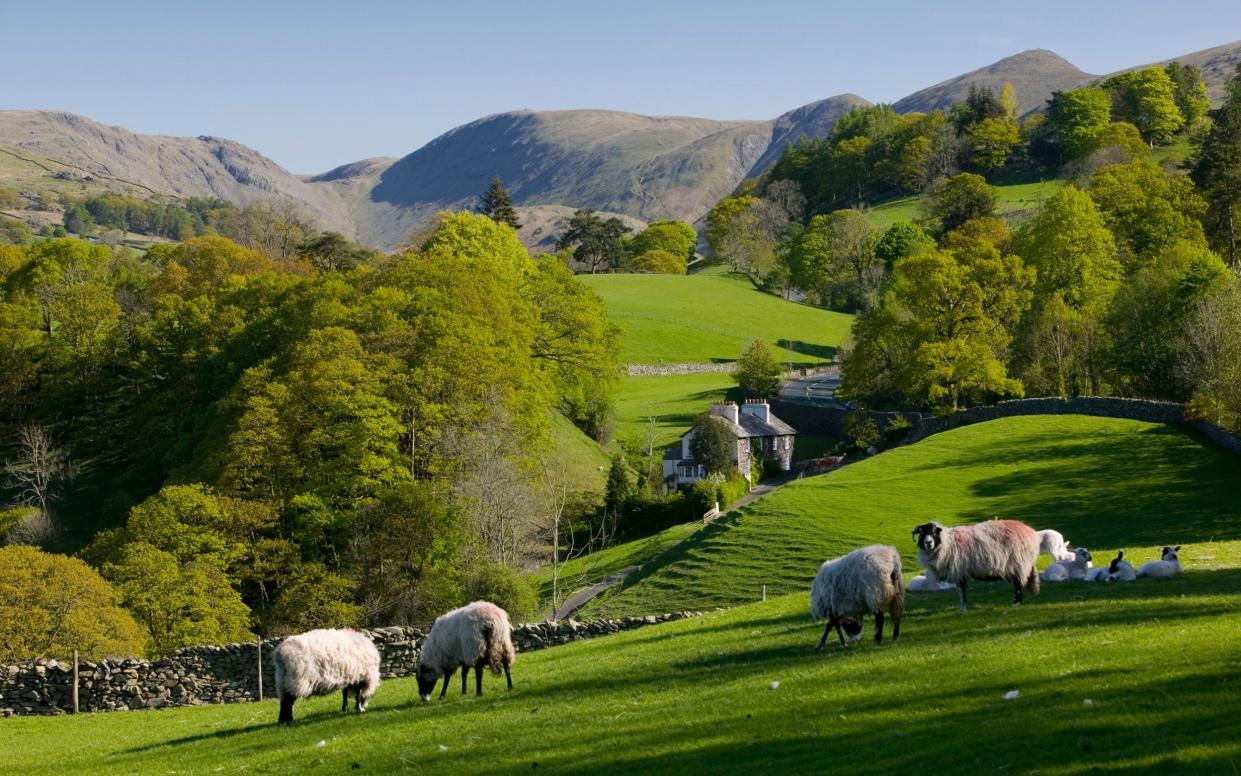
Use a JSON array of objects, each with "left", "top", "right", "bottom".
[
  {"left": 866, "top": 178, "right": 1067, "bottom": 229},
  {"left": 581, "top": 266, "right": 852, "bottom": 365},
  {"left": 3, "top": 577, "right": 1237, "bottom": 773},
  {"left": 583, "top": 414, "right": 1241, "bottom": 617},
  {"left": 548, "top": 411, "right": 611, "bottom": 492},
  {"left": 612, "top": 373, "right": 739, "bottom": 448}
]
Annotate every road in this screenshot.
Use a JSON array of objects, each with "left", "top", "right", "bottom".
[{"left": 778, "top": 366, "right": 843, "bottom": 407}]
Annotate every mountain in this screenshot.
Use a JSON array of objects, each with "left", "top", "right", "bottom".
[
  {"left": 892, "top": 49, "right": 1094, "bottom": 115},
  {"left": 0, "top": 110, "right": 351, "bottom": 232},
  {"left": 1128, "top": 39, "right": 1241, "bottom": 104}
]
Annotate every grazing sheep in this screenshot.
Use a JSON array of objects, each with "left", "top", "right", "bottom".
[
  {"left": 1137, "top": 546, "right": 1183, "bottom": 578},
  {"left": 1037, "top": 529, "right": 1076, "bottom": 562},
  {"left": 1043, "top": 548, "right": 1093, "bottom": 582},
  {"left": 272, "top": 628, "right": 381, "bottom": 726},
  {"left": 811, "top": 544, "right": 904, "bottom": 648},
  {"left": 417, "top": 601, "right": 515, "bottom": 702},
  {"left": 907, "top": 569, "right": 956, "bottom": 593},
  {"left": 913, "top": 519, "right": 1040, "bottom": 611},
  {"left": 1107, "top": 551, "right": 1136, "bottom": 582}
]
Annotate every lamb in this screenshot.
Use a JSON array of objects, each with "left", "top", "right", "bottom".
[
  {"left": 907, "top": 568, "right": 956, "bottom": 593},
  {"left": 1137, "top": 546, "right": 1183, "bottom": 578},
  {"left": 416, "top": 600, "right": 515, "bottom": 702},
  {"left": 810, "top": 544, "right": 904, "bottom": 648},
  {"left": 271, "top": 628, "right": 381, "bottom": 726},
  {"left": 1037, "top": 529, "right": 1077, "bottom": 562},
  {"left": 1106, "top": 551, "right": 1136, "bottom": 582},
  {"left": 913, "top": 519, "right": 1040, "bottom": 611},
  {"left": 1043, "top": 547, "right": 1093, "bottom": 582}
]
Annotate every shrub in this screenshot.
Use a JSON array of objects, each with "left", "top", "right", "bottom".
[
  {"left": 884, "top": 413, "right": 911, "bottom": 444},
  {"left": 465, "top": 561, "right": 536, "bottom": 618},
  {"left": 845, "top": 408, "right": 881, "bottom": 450}
]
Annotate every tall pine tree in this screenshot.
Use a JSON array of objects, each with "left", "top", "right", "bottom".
[
  {"left": 1191, "top": 63, "right": 1241, "bottom": 266},
  {"left": 479, "top": 177, "right": 521, "bottom": 229}
]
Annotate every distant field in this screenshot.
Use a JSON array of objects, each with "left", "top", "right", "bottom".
[
  {"left": 612, "top": 373, "right": 739, "bottom": 448},
  {"left": 866, "top": 178, "right": 1067, "bottom": 229},
  {"left": 549, "top": 412, "right": 611, "bottom": 492},
  {"left": 581, "top": 266, "right": 852, "bottom": 365},
  {"left": 583, "top": 414, "right": 1241, "bottom": 617}
]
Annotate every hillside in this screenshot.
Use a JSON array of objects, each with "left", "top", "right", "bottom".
[
  {"left": 893, "top": 49, "right": 1094, "bottom": 115},
  {"left": 580, "top": 266, "right": 852, "bottom": 365},
  {"left": 748, "top": 94, "right": 872, "bottom": 173},
  {"left": 582, "top": 414, "right": 1241, "bottom": 616},
  {"left": 4, "top": 413, "right": 1238, "bottom": 772}
]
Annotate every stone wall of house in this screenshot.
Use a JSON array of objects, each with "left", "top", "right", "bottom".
[{"left": 0, "top": 612, "right": 702, "bottom": 717}]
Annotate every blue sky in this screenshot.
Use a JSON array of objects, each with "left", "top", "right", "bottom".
[{"left": 3, "top": 0, "right": 1239, "bottom": 172}]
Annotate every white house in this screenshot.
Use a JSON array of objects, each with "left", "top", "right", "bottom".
[{"left": 663, "top": 400, "right": 797, "bottom": 488}]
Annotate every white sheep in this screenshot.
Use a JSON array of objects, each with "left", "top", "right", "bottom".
[
  {"left": 907, "top": 568, "right": 956, "bottom": 593},
  {"left": 1043, "top": 547, "right": 1093, "bottom": 582},
  {"left": 1137, "top": 546, "right": 1183, "bottom": 578},
  {"left": 1037, "top": 529, "right": 1077, "bottom": 562},
  {"left": 271, "top": 628, "right": 381, "bottom": 726},
  {"left": 1107, "top": 551, "right": 1136, "bottom": 582},
  {"left": 416, "top": 601, "right": 515, "bottom": 702},
  {"left": 811, "top": 544, "right": 905, "bottom": 648},
  {"left": 913, "top": 519, "right": 1040, "bottom": 611}
]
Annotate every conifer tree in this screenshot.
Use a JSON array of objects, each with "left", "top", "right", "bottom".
[
  {"left": 479, "top": 177, "right": 521, "bottom": 229},
  {"left": 1191, "top": 63, "right": 1241, "bottom": 266}
]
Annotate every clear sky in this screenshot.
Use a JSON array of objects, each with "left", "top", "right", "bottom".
[{"left": 3, "top": 0, "right": 1240, "bottom": 173}]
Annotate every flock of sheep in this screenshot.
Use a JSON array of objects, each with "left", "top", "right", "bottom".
[
  {"left": 810, "top": 518, "right": 1186, "bottom": 649},
  {"left": 267, "top": 519, "right": 1186, "bottom": 724}
]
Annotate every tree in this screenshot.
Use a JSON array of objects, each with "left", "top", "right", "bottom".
[
  {"left": 297, "top": 231, "right": 375, "bottom": 272},
  {"left": 478, "top": 177, "right": 521, "bottom": 229},
  {"left": 631, "top": 249, "right": 687, "bottom": 274},
  {"left": 732, "top": 339, "right": 782, "bottom": 395},
  {"left": 689, "top": 414, "right": 736, "bottom": 476},
  {"left": 969, "top": 116, "right": 1020, "bottom": 170},
  {"left": 874, "top": 221, "right": 934, "bottom": 269},
  {"left": 1179, "top": 279, "right": 1241, "bottom": 429},
  {"left": 706, "top": 196, "right": 786, "bottom": 280},
  {"left": 1046, "top": 87, "right": 1113, "bottom": 159},
  {"left": 1190, "top": 63, "right": 1241, "bottom": 266},
  {"left": 785, "top": 210, "right": 878, "bottom": 308},
  {"left": 0, "top": 545, "right": 147, "bottom": 662},
  {"left": 1088, "top": 159, "right": 1207, "bottom": 267},
  {"left": 999, "top": 82, "right": 1019, "bottom": 121},
  {"left": 1016, "top": 185, "right": 1120, "bottom": 310},
  {"left": 603, "top": 453, "right": 634, "bottom": 521},
  {"left": 1103, "top": 67, "right": 1185, "bottom": 146},
  {"left": 628, "top": 220, "right": 696, "bottom": 261},
  {"left": 922, "top": 173, "right": 998, "bottom": 234},
  {"left": 1093, "top": 122, "right": 1149, "bottom": 161},
  {"left": 556, "top": 209, "right": 631, "bottom": 273},
  {"left": 1165, "top": 61, "right": 1211, "bottom": 125},
  {"left": 4, "top": 425, "right": 75, "bottom": 544}
]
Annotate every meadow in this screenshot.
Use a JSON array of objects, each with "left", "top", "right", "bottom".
[
  {"left": 580, "top": 266, "right": 852, "bottom": 365},
  {"left": 6, "top": 414, "right": 1238, "bottom": 773},
  {"left": 866, "top": 178, "right": 1068, "bottom": 229}
]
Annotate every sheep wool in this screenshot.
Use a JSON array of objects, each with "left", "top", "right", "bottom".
[
  {"left": 417, "top": 600, "right": 516, "bottom": 701},
  {"left": 1037, "top": 529, "right": 1075, "bottom": 562},
  {"left": 1137, "top": 546, "right": 1183, "bottom": 578},
  {"left": 913, "top": 519, "right": 1040, "bottom": 611},
  {"left": 1043, "top": 548, "right": 1093, "bottom": 582},
  {"left": 810, "top": 544, "right": 904, "bottom": 648},
  {"left": 271, "top": 628, "right": 381, "bottom": 726}
]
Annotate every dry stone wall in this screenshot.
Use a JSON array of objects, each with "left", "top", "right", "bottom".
[{"left": 0, "top": 612, "right": 702, "bottom": 717}]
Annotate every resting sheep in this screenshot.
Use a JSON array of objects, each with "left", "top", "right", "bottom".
[
  {"left": 1107, "top": 551, "right": 1136, "bottom": 582},
  {"left": 1037, "top": 529, "right": 1076, "bottom": 562},
  {"left": 1137, "top": 546, "right": 1183, "bottom": 578},
  {"left": 1043, "top": 548, "right": 1093, "bottom": 582},
  {"left": 907, "top": 569, "right": 956, "bottom": 593},
  {"left": 811, "top": 544, "right": 904, "bottom": 648},
  {"left": 417, "top": 601, "right": 515, "bottom": 702},
  {"left": 913, "top": 520, "right": 1040, "bottom": 611},
  {"left": 271, "top": 628, "right": 381, "bottom": 726}
]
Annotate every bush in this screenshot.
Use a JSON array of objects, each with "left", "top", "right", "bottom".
[
  {"left": 884, "top": 413, "right": 911, "bottom": 444},
  {"left": 845, "top": 408, "right": 881, "bottom": 450},
  {"left": 465, "top": 561, "right": 536, "bottom": 620}
]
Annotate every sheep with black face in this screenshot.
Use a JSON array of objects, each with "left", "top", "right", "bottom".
[
  {"left": 913, "top": 519, "right": 1040, "bottom": 611},
  {"left": 810, "top": 544, "right": 904, "bottom": 649},
  {"left": 416, "top": 601, "right": 515, "bottom": 702}
]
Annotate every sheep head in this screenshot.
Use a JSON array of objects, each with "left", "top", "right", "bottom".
[
  {"left": 416, "top": 664, "right": 440, "bottom": 702},
  {"left": 1162, "top": 546, "right": 1181, "bottom": 562},
  {"left": 912, "top": 522, "right": 944, "bottom": 552},
  {"left": 1074, "top": 547, "right": 1092, "bottom": 563},
  {"left": 841, "top": 617, "right": 862, "bottom": 645},
  {"left": 1109, "top": 551, "right": 1124, "bottom": 573}
]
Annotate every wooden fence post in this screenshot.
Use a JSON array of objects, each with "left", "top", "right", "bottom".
[
  {"left": 256, "top": 638, "right": 263, "bottom": 702},
  {"left": 72, "top": 649, "right": 79, "bottom": 714},
  {"left": 761, "top": 584, "right": 767, "bottom": 602}
]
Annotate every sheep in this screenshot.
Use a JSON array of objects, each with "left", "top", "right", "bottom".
[
  {"left": 811, "top": 544, "right": 904, "bottom": 649},
  {"left": 912, "top": 519, "right": 1040, "bottom": 611},
  {"left": 1042, "top": 548, "right": 1093, "bottom": 582},
  {"left": 1037, "top": 529, "right": 1077, "bottom": 562},
  {"left": 1106, "top": 551, "right": 1136, "bottom": 582},
  {"left": 1137, "top": 546, "right": 1183, "bottom": 578},
  {"left": 271, "top": 628, "right": 381, "bottom": 726},
  {"left": 416, "top": 600, "right": 515, "bottom": 702},
  {"left": 907, "top": 568, "right": 956, "bottom": 593}
]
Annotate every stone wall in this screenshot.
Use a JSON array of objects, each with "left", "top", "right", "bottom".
[
  {"left": 0, "top": 612, "right": 701, "bottom": 717},
  {"left": 625, "top": 362, "right": 734, "bottom": 376}
]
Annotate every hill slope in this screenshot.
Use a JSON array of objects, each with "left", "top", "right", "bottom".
[
  {"left": 892, "top": 49, "right": 1094, "bottom": 115},
  {"left": 583, "top": 414, "right": 1241, "bottom": 616}
]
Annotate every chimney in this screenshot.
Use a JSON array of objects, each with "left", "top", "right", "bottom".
[
  {"left": 741, "top": 398, "right": 770, "bottom": 423},
  {"left": 711, "top": 401, "right": 739, "bottom": 425}
]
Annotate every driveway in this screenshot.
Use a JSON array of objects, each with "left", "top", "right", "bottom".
[{"left": 778, "top": 366, "right": 842, "bottom": 407}]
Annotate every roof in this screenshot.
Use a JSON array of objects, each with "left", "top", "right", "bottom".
[{"left": 734, "top": 412, "right": 796, "bottom": 438}]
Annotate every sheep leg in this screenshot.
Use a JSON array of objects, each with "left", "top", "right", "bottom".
[
  {"left": 340, "top": 687, "right": 349, "bottom": 712},
  {"left": 475, "top": 660, "right": 485, "bottom": 696},
  {"left": 815, "top": 616, "right": 835, "bottom": 651},
  {"left": 503, "top": 659, "right": 513, "bottom": 690},
  {"left": 439, "top": 668, "right": 454, "bottom": 700},
  {"left": 1012, "top": 577, "right": 1024, "bottom": 605},
  {"left": 833, "top": 618, "right": 847, "bottom": 647},
  {"left": 873, "top": 611, "right": 884, "bottom": 644},
  {"left": 957, "top": 580, "right": 969, "bottom": 612},
  {"left": 278, "top": 693, "right": 295, "bottom": 726},
  {"left": 890, "top": 598, "right": 903, "bottom": 643},
  {"left": 461, "top": 664, "right": 468, "bottom": 695}
]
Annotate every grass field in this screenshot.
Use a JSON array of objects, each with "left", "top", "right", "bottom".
[
  {"left": 549, "top": 411, "right": 611, "bottom": 492},
  {"left": 582, "top": 414, "right": 1241, "bottom": 616},
  {"left": 581, "top": 266, "right": 852, "bottom": 365},
  {"left": 866, "top": 178, "right": 1067, "bottom": 229},
  {"left": 4, "top": 413, "right": 1240, "bottom": 773},
  {"left": 612, "top": 373, "right": 740, "bottom": 448}
]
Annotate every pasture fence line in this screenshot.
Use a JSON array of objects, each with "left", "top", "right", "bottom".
[{"left": 1, "top": 611, "right": 703, "bottom": 717}]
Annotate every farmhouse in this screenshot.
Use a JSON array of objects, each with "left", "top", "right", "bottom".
[{"left": 663, "top": 400, "right": 796, "bottom": 487}]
